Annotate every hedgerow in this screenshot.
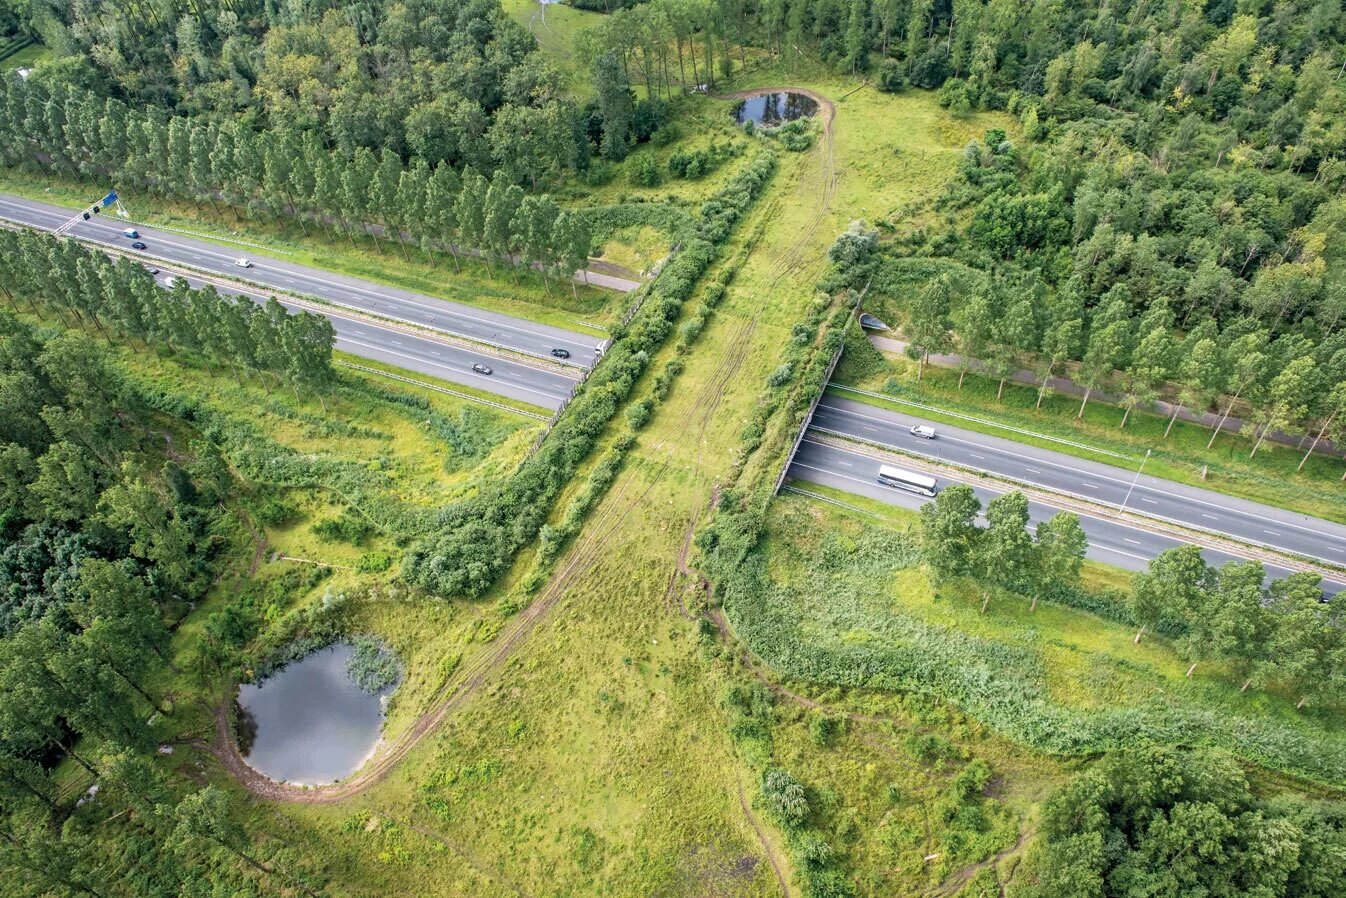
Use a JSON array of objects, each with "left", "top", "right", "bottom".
[
  {"left": 403, "top": 151, "right": 779, "bottom": 599},
  {"left": 722, "top": 523, "right": 1346, "bottom": 786}
]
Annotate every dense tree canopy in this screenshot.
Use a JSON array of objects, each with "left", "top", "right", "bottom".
[{"left": 1017, "top": 747, "right": 1346, "bottom": 898}]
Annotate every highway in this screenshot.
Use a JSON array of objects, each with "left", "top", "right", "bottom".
[
  {"left": 813, "top": 394, "right": 1346, "bottom": 568},
  {"left": 790, "top": 438, "right": 1346, "bottom": 595},
  {"left": 0, "top": 192, "right": 605, "bottom": 366},
  {"left": 160, "top": 271, "right": 580, "bottom": 410}
]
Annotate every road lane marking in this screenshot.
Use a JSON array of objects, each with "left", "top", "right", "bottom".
[
  {"left": 0, "top": 197, "right": 595, "bottom": 354},
  {"left": 332, "top": 337, "right": 568, "bottom": 403},
  {"left": 817, "top": 397, "right": 1346, "bottom": 548}
]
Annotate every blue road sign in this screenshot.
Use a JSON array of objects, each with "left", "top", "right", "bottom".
[{"left": 100, "top": 191, "right": 117, "bottom": 207}]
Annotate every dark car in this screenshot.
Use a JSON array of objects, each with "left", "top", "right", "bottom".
[
  {"left": 131, "top": 241, "right": 147, "bottom": 250},
  {"left": 472, "top": 363, "right": 493, "bottom": 375},
  {"left": 550, "top": 348, "right": 571, "bottom": 359},
  {"left": 146, "top": 267, "right": 160, "bottom": 276}
]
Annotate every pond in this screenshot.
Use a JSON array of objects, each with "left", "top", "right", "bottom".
[
  {"left": 236, "top": 642, "right": 395, "bottom": 785},
  {"left": 733, "top": 92, "right": 819, "bottom": 127}
]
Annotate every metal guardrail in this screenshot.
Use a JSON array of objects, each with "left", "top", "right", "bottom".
[
  {"left": 774, "top": 328, "right": 848, "bottom": 495},
  {"left": 806, "top": 428, "right": 1346, "bottom": 584},
  {"left": 337, "top": 362, "right": 548, "bottom": 420},
  {"left": 827, "top": 383, "right": 1136, "bottom": 462},
  {"left": 781, "top": 484, "right": 883, "bottom": 518}
]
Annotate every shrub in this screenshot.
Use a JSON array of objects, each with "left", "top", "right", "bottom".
[
  {"left": 876, "top": 59, "right": 907, "bottom": 92},
  {"left": 631, "top": 155, "right": 663, "bottom": 187},
  {"left": 346, "top": 635, "right": 401, "bottom": 693},
  {"left": 767, "top": 362, "right": 794, "bottom": 388},
  {"left": 252, "top": 496, "right": 298, "bottom": 527},
  {"left": 624, "top": 398, "right": 654, "bottom": 430},
  {"left": 809, "top": 713, "right": 842, "bottom": 747},
  {"left": 761, "top": 768, "right": 811, "bottom": 829},
  {"left": 313, "top": 509, "right": 376, "bottom": 545},
  {"left": 355, "top": 551, "right": 392, "bottom": 573}
]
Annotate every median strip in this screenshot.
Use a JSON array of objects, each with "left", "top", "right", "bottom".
[
  {"left": 807, "top": 428, "right": 1346, "bottom": 585},
  {"left": 0, "top": 215, "right": 584, "bottom": 377}
]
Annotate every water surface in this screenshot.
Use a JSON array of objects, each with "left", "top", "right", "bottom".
[
  {"left": 734, "top": 92, "right": 819, "bottom": 127},
  {"left": 236, "top": 643, "right": 391, "bottom": 784}
]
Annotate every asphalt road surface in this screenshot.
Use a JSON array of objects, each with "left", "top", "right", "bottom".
[
  {"left": 789, "top": 438, "right": 1346, "bottom": 596},
  {"left": 813, "top": 394, "right": 1346, "bottom": 569},
  {"left": 0, "top": 192, "right": 606, "bottom": 366},
  {"left": 164, "top": 272, "right": 579, "bottom": 410}
]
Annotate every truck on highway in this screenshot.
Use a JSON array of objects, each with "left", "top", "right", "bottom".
[{"left": 877, "top": 465, "right": 938, "bottom": 498}]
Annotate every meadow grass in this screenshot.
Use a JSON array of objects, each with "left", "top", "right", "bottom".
[
  {"left": 733, "top": 492, "right": 1346, "bottom": 789},
  {"left": 500, "top": 0, "right": 604, "bottom": 92}
]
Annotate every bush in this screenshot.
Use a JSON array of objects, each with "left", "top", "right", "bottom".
[
  {"left": 624, "top": 398, "right": 654, "bottom": 429},
  {"left": 313, "top": 509, "right": 376, "bottom": 545},
  {"left": 809, "top": 713, "right": 842, "bottom": 747},
  {"left": 876, "top": 59, "right": 907, "bottom": 93},
  {"left": 346, "top": 635, "right": 401, "bottom": 693},
  {"left": 252, "top": 496, "right": 298, "bottom": 527},
  {"left": 761, "top": 768, "right": 811, "bottom": 829},
  {"left": 355, "top": 550, "right": 392, "bottom": 573},
  {"left": 630, "top": 155, "right": 663, "bottom": 187}
]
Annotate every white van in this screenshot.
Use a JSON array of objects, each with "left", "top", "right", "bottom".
[{"left": 909, "top": 424, "right": 937, "bottom": 439}]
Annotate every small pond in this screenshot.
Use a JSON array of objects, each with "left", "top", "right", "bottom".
[
  {"left": 733, "top": 92, "right": 819, "bottom": 127},
  {"left": 236, "top": 642, "right": 396, "bottom": 785}
]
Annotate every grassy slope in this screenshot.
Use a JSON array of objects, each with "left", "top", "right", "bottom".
[
  {"left": 239, "top": 70, "right": 1042, "bottom": 898},
  {"left": 0, "top": 169, "right": 622, "bottom": 332},
  {"left": 834, "top": 338, "right": 1346, "bottom": 523},
  {"left": 734, "top": 492, "right": 1346, "bottom": 787},
  {"left": 500, "top": 0, "right": 602, "bottom": 93}
]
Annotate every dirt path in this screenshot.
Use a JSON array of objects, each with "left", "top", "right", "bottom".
[
  {"left": 737, "top": 782, "right": 796, "bottom": 898},
  {"left": 207, "top": 435, "right": 681, "bottom": 802},
  {"left": 208, "top": 85, "right": 844, "bottom": 846}
]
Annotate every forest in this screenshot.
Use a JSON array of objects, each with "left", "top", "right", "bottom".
[{"left": 5, "top": 0, "right": 1346, "bottom": 895}]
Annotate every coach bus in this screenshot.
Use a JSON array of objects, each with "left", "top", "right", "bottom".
[{"left": 877, "top": 465, "right": 938, "bottom": 498}]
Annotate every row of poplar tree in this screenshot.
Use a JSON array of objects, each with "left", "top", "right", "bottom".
[
  {"left": 0, "top": 228, "right": 335, "bottom": 401},
  {"left": 831, "top": 220, "right": 1346, "bottom": 470},
  {"left": 0, "top": 76, "right": 596, "bottom": 296}
]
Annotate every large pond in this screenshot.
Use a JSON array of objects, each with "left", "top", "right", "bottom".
[
  {"left": 236, "top": 643, "right": 395, "bottom": 785},
  {"left": 733, "top": 92, "right": 819, "bottom": 127}
]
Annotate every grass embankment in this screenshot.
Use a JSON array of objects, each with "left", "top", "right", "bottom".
[
  {"left": 729, "top": 492, "right": 1346, "bottom": 789},
  {"left": 500, "top": 0, "right": 602, "bottom": 91},
  {"left": 834, "top": 333, "right": 1346, "bottom": 523},
  {"left": 0, "top": 169, "right": 623, "bottom": 332},
  {"left": 215, "top": 78, "right": 861, "bottom": 897},
  {"left": 39, "top": 324, "right": 537, "bottom": 826}
]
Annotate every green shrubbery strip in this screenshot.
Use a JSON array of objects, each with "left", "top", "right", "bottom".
[{"left": 402, "top": 151, "right": 779, "bottom": 599}]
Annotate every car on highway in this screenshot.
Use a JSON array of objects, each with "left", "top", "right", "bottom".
[
  {"left": 130, "top": 240, "right": 147, "bottom": 250},
  {"left": 472, "top": 363, "right": 493, "bottom": 375},
  {"left": 146, "top": 267, "right": 159, "bottom": 275},
  {"left": 122, "top": 228, "right": 139, "bottom": 239},
  {"left": 909, "top": 425, "right": 937, "bottom": 439},
  {"left": 551, "top": 348, "right": 570, "bottom": 359},
  {"left": 235, "top": 257, "right": 252, "bottom": 268},
  {"left": 162, "top": 276, "right": 179, "bottom": 288}
]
